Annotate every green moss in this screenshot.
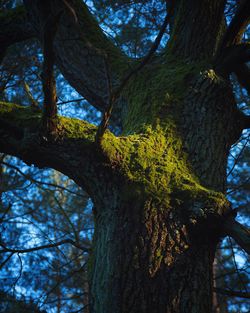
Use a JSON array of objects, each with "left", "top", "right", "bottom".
[
  {"left": 0, "top": 101, "right": 42, "bottom": 130},
  {"left": 58, "top": 116, "right": 97, "bottom": 140},
  {"left": 122, "top": 53, "right": 206, "bottom": 133},
  {"left": 101, "top": 120, "right": 227, "bottom": 217},
  {"left": 0, "top": 101, "right": 98, "bottom": 142}
]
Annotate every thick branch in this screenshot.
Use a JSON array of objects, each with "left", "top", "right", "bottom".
[
  {"left": 0, "top": 102, "right": 110, "bottom": 196},
  {"left": 214, "top": 43, "right": 250, "bottom": 76},
  {"left": 23, "top": 0, "right": 129, "bottom": 113},
  {"left": 220, "top": 0, "right": 250, "bottom": 48},
  {"left": 224, "top": 218, "right": 250, "bottom": 255},
  {"left": 0, "top": 239, "right": 90, "bottom": 253},
  {"left": 0, "top": 6, "right": 35, "bottom": 62},
  {"left": 169, "top": 0, "right": 226, "bottom": 60}
]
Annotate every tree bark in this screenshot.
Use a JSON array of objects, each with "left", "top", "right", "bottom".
[
  {"left": 87, "top": 59, "right": 241, "bottom": 313},
  {"left": 0, "top": 1, "right": 250, "bottom": 313}
]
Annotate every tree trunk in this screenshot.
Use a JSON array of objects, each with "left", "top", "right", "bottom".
[
  {"left": 88, "top": 55, "right": 241, "bottom": 313},
  {"left": 1, "top": 1, "right": 249, "bottom": 313},
  {"left": 90, "top": 195, "right": 215, "bottom": 313}
]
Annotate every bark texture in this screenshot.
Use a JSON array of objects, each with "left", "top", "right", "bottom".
[{"left": 0, "top": 1, "right": 250, "bottom": 313}]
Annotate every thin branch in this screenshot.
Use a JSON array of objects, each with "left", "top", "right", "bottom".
[
  {"left": 0, "top": 252, "right": 14, "bottom": 270},
  {"left": 112, "top": 0, "right": 170, "bottom": 103},
  {"left": 227, "top": 133, "right": 250, "bottom": 177},
  {"left": 71, "top": 306, "right": 88, "bottom": 313},
  {"left": 54, "top": 195, "right": 79, "bottom": 242},
  {"left": 229, "top": 237, "right": 248, "bottom": 293},
  {"left": 39, "top": 261, "right": 88, "bottom": 308},
  {"left": 12, "top": 253, "right": 23, "bottom": 291},
  {"left": 215, "top": 267, "right": 250, "bottom": 280},
  {"left": 23, "top": 81, "right": 39, "bottom": 108},
  {"left": 0, "top": 239, "right": 90, "bottom": 254},
  {"left": 214, "top": 287, "right": 250, "bottom": 299},
  {"left": 57, "top": 98, "right": 85, "bottom": 106},
  {"left": 42, "top": 10, "right": 62, "bottom": 135},
  {"left": 0, "top": 202, "right": 12, "bottom": 223},
  {"left": 234, "top": 63, "right": 250, "bottom": 95},
  {"left": 1, "top": 161, "right": 85, "bottom": 198},
  {"left": 226, "top": 177, "right": 250, "bottom": 194},
  {"left": 95, "top": 0, "right": 171, "bottom": 142}
]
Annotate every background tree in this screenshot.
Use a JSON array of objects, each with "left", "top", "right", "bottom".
[{"left": 0, "top": 1, "right": 250, "bottom": 313}]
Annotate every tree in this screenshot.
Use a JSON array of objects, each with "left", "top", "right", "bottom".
[{"left": 0, "top": 1, "right": 250, "bottom": 312}]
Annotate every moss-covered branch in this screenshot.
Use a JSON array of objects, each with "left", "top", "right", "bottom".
[{"left": 0, "top": 101, "right": 111, "bottom": 193}]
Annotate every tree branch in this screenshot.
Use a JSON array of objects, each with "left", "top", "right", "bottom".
[
  {"left": 0, "top": 6, "right": 35, "bottom": 62},
  {"left": 242, "top": 114, "right": 250, "bottom": 129},
  {"left": 41, "top": 8, "right": 62, "bottom": 136},
  {"left": 1, "top": 161, "right": 86, "bottom": 198},
  {"left": 23, "top": 81, "right": 39, "bottom": 108},
  {"left": 214, "top": 43, "right": 250, "bottom": 76},
  {"left": 214, "top": 287, "right": 250, "bottom": 299},
  {"left": 169, "top": 0, "right": 227, "bottom": 60},
  {"left": 23, "top": 0, "right": 129, "bottom": 114},
  {"left": 0, "top": 239, "right": 90, "bottom": 254},
  {"left": 224, "top": 217, "right": 250, "bottom": 255},
  {"left": 234, "top": 63, "right": 250, "bottom": 94},
  {"left": 0, "top": 101, "right": 111, "bottom": 195},
  {"left": 220, "top": 0, "right": 250, "bottom": 48}
]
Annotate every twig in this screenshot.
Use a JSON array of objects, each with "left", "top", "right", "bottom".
[
  {"left": 1, "top": 161, "right": 85, "bottom": 198},
  {"left": 227, "top": 133, "right": 250, "bottom": 177},
  {"left": 0, "top": 238, "right": 90, "bottom": 254},
  {"left": 112, "top": 0, "right": 170, "bottom": 102},
  {"left": 39, "top": 261, "right": 88, "bottom": 308},
  {"left": 0, "top": 252, "right": 14, "bottom": 270},
  {"left": 57, "top": 98, "right": 85, "bottom": 105},
  {"left": 12, "top": 253, "right": 23, "bottom": 292},
  {"left": 229, "top": 237, "right": 248, "bottom": 292}
]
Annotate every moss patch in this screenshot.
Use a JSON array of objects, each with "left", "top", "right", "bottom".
[
  {"left": 0, "top": 101, "right": 98, "bottom": 142},
  {"left": 101, "top": 121, "right": 226, "bottom": 211},
  {"left": 122, "top": 53, "right": 207, "bottom": 133}
]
